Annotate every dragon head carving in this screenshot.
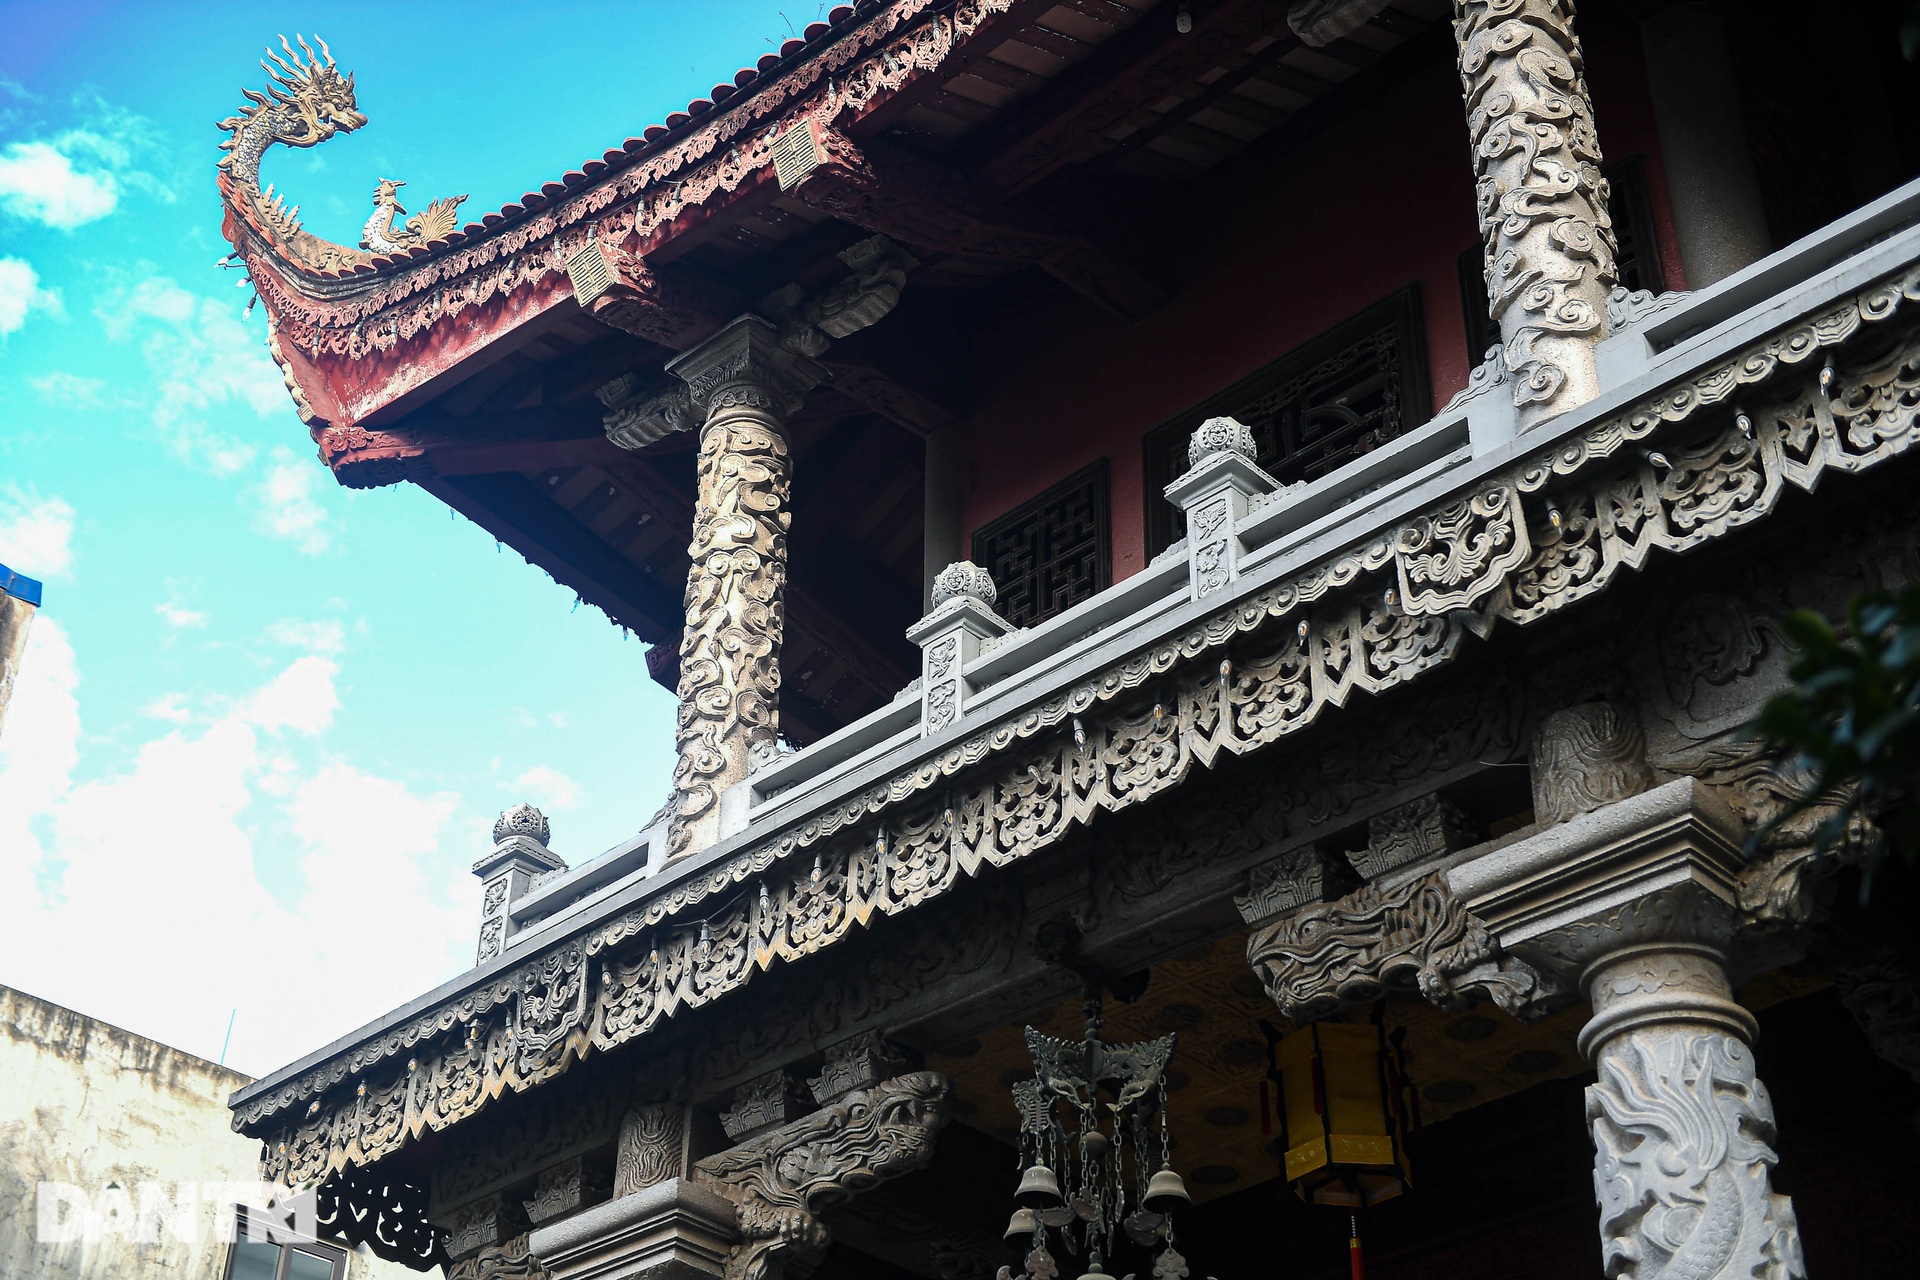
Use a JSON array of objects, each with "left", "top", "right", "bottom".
[{"left": 219, "top": 35, "right": 366, "bottom": 186}]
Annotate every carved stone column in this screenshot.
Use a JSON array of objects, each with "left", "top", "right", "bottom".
[
  {"left": 1450, "top": 780, "right": 1806, "bottom": 1279},
  {"left": 1455, "top": 0, "right": 1618, "bottom": 428},
  {"left": 663, "top": 316, "right": 826, "bottom": 859}
]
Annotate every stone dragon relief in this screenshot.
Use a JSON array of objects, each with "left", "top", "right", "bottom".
[
  {"left": 218, "top": 35, "right": 466, "bottom": 275},
  {"left": 1589, "top": 1030, "right": 1805, "bottom": 1280},
  {"left": 690, "top": 1072, "right": 952, "bottom": 1280},
  {"left": 241, "top": 261, "right": 1920, "bottom": 1184},
  {"left": 1455, "top": 0, "right": 1618, "bottom": 423}
]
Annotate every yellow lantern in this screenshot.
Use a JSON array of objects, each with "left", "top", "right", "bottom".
[{"left": 1266, "top": 1020, "right": 1413, "bottom": 1208}]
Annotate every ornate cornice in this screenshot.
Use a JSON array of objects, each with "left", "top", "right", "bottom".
[
  {"left": 221, "top": 1, "right": 1018, "bottom": 373},
  {"left": 236, "top": 259, "right": 1920, "bottom": 1182}
]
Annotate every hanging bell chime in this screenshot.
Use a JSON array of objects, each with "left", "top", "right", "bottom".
[
  {"left": 1015, "top": 1163, "right": 1063, "bottom": 1207},
  {"left": 1074, "top": 1262, "right": 1109, "bottom": 1280},
  {"left": 1141, "top": 1166, "right": 1191, "bottom": 1214},
  {"left": 1004, "top": 1208, "right": 1039, "bottom": 1245}
]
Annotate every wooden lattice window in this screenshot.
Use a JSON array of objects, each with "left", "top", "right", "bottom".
[
  {"left": 1143, "top": 287, "right": 1430, "bottom": 556},
  {"left": 1458, "top": 155, "right": 1665, "bottom": 363},
  {"left": 972, "top": 460, "right": 1110, "bottom": 628}
]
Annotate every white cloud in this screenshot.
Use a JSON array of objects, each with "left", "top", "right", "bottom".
[
  {"left": 511, "top": 764, "right": 583, "bottom": 812},
  {"left": 29, "top": 371, "right": 119, "bottom": 408},
  {"left": 0, "top": 255, "right": 61, "bottom": 336},
  {"left": 0, "top": 641, "right": 474, "bottom": 1073},
  {"left": 265, "top": 617, "right": 345, "bottom": 655},
  {"left": 241, "top": 655, "right": 339, "bottom": 735},
  {"left": 0, "top": 486, "right": 76, "bottom": 580},
  {"left": 156, "top": 600, "right": 207, "bottom": 629},
  {"left": 254, "top": 447, "right": 334, "bottom": 555},
  {"left": 140, "top": 692, "right": 194, "bottom": 725},
  {"left": 97, "top": 273, "right": 285, "bottom": 475},
  {"left": 0, "top": 138, "right": 118, "bottom": 227}
]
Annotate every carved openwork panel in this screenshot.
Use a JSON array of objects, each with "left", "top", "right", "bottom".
[
  {"left": 971, "top": 460, "right": 1110, "bottom": 628},
  {"left": 1145, "top": 288, "right": 1430, "bottom": 554}
]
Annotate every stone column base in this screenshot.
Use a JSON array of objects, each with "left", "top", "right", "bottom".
[{"left": 529, "top": 1179, "right": 739, "bottom": 1280}]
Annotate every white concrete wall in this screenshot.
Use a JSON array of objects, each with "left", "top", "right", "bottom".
[{"left": 0, "top": 985, "right": 437, "bottom": 1279}]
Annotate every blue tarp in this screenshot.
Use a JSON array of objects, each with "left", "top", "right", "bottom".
[{"left": 0, "top": 561, "right": 44, "bottom": 608}]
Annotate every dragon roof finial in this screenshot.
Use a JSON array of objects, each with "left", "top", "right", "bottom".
[{"left": 219, "top": 36, "right": 467, "bottom": 274}]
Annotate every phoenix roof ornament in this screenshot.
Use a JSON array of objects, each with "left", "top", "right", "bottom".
[{"left": 219, "top": 35, "right": 467, "bottom": 271}]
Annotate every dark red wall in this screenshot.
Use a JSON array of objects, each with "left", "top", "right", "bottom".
[{"left": 962, "top": 6, "right": 1683, "bottom": 585}]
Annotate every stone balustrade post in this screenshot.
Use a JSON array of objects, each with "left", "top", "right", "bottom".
[
  {"left": 662, "top": 315, "right": 826, "bottom": 860},
  {"left": 1162, "top": 416, "right": 1282, "bottom": 601},
  {"left": 471, "top": 804, "right": 566, "bottom": 965},
  {"left": 1455, "top": 0, "right": 1618, "bottom": 428},
  {"left": 906, "top": 561, "right": 1014, "bottom": 736}
]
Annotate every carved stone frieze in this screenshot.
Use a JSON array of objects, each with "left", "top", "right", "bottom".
[
  {"left": 1353, "top": 793, "right": 1473, "bottom": 879},
  {"left": 692, "top": 1072, "right": 951, "bottom": 1280},
  {"left": 239, "top": 266, "right": 1920, "bottom": 1179},
  {"left": 525, "top": 1159, "right": 595, "bottom": 1227},
  {"left": 1455, "top": 0, "right": 1618, "bottom": 425},
  {"left": 447, "top": 1233, "right": 549, "bottom": 1280},
  {"left": 445, "top": 1193, "right": 527, "bottom": 1263},
  {"left": 1529, "top": 702, "right": 1653, "bottom": 825},
  {"left": 1246, "top": 870, "right": 1566, "bottom": 1021}
]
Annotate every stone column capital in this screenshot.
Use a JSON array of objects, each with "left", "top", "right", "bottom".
[{"left": 666, "top": 314, "right": 827, "bottom": 415}]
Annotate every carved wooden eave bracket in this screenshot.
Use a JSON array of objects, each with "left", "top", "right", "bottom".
[
  {"left": 513, "top": 1072, "right": 950, "bottom": 1280},
  {"left": 234, "top": 256, "right": 1920, "bottom": 1187},
  {"left": 219, "top": 1, "right": 1033, "bottom": 435}
]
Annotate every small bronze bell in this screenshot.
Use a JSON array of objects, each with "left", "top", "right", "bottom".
[
  {"left": 1141, "top": 1166, "right": 1191, "bottom": 1214},
  {"left": 1004, "top": 1208, "right": 1039, "bottom": 1244},
  {"left": 1074, "top": 1263, "right": 1108, "bottom": 1280},
  {"left": 1015, "top": 1163, "right": 1063, "bottom": 1207}
]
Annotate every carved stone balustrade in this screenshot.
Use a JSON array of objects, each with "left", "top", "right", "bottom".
[
  {"left": 906, "top": 561, "right": 1014, "bottom": 736},
  {"left": 1163, "top": 415, "right": 1283, "bottom": 601},
  {"left": 473, "top": 804, "right": 567, "bottom": 965},
  {"left": 1446, "top": 778, "right": 1805, "bottom": 1280}
]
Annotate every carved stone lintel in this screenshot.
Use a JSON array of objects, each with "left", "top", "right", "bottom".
[
  {"left": 1455, "top": 0, "right": 1617, "bottom": 426},
  {"left": 1353, "top": 793, "right": 1473, "bottom": 879},
  {"left": 693, "top": 1072, "right": 951, "bottom": 1280},
  {"left": 1530, "top": 702, "right": 1653, "bottom": 826},
  {"left": 1234, "top": 848, "right": 1335, "bottom": 925},
  {"left": 806, "top": 1031, "right": 916, "bottom": 1106},
  {"left": 719, "top": 1070, "right": 807, "bottom": 1142},
  {"left": 1245, "top": 869, "right": 1566, "bottom": 1021}
]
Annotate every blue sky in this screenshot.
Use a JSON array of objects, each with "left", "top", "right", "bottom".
[{"left": 0, "top": 1, "right": 824, "bottom": 1075}]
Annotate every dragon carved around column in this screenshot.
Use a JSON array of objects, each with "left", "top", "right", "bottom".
[{"left": 217, "top": 34, "right": 467, "bottom": 273}]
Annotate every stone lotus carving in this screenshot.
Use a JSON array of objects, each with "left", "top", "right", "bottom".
[
  {"left": 1589, "top": 1031, "right": 1804, "bottom": 1280},
  {"left": 691, "top": 1071, "right": 951, "bottom": 1280},
  {"left": 241, "top": 265, "right": 1920, "bottom": 1180},
  {"left": 1456, "top": 0, "right": 1618, "bottom": 424},
  {"left": 495, "top": 804, "right": 552, "bottom": 847},
  {"left": 930, "top": 561, "right": 997, "bottom": 608},
  {"left": 1246, "top": 870, "right": 1565, "bottom": 1021},
  {"left": 1187, "top": 414, "right": 1256, "bottom": 466}
]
